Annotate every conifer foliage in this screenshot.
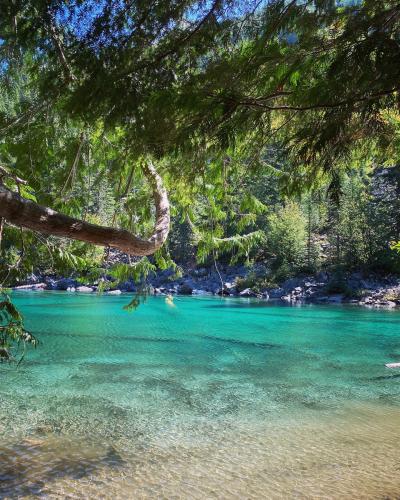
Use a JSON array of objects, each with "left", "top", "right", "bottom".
[{"left": 0, "top": 0, "right": 399, "bottom": 276}]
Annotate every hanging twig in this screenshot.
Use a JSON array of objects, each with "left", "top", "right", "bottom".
[
  {"left": 0, "top": 165, "right": 28, "bottom": 186},
  {"left": 46, "top": 12, "right": 76, "bottom": 83},
  {"left": 208, "top": 196, "right": 224, "bottom": 295},
  {"left": 0, "top": 103, "right": 47, "bottom": 135},
  {"left": 0, "top": 217, "right": 4, "bottom": 249},
  {"left": 61, "top": 132, "right": 85, "bottom": 198},
  {"left": 0, "top": 223, "right": 26, "bottom": 287}
]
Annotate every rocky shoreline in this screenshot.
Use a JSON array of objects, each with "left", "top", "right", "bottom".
[{"left": 11, "top": 265, "right": 400, "bottom": 309}]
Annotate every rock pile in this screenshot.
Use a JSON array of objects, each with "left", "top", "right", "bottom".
[{"left": 10, "top": 267, "right": 400, "bottom": 308}]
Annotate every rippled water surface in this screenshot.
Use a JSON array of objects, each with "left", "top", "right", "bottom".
[{"left": 1, "top": 292, "right": 400, "bottom": 499}]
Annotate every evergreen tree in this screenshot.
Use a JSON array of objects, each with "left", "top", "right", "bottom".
[{"left": 267, "top": 201, "right": 307, "bottom": 279}]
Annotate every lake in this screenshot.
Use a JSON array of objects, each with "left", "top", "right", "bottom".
[{"left": 1, "top": 292, "right": 400, "bottom": 498}]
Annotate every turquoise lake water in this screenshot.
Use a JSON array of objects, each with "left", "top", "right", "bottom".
[{"left": 1, "top": 292, "right": 400, "bottom": 498}]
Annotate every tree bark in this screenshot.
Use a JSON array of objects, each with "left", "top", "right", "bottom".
[
  {"left": 0, "top": 162, "right": 170, "bottom": 256},
  {"left": 0, "top": 217, "right": 4, "bottom": 248}
]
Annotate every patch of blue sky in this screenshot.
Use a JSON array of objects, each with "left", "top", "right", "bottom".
[
  {"left": 56, "top": 0, "right": 271, "bottom": 40},
  {"left": 53, "top": 0, "right": 360, "bottom": 50},
  {"left": 56, "top": 0, "right": 108, "bottom": 39}
]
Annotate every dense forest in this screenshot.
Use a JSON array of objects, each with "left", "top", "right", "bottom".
[{"left": 1, "top": 1, "right": 400, "bottom": 353}]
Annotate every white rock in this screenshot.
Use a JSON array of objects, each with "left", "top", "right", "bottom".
[
  {"left": 14, "top": 283, "right": 46, "bottom": 290},
  {"left": 382, "top": 300, "right": 396, "bottom": 308},
  {"left": 192, "top": 289, "right": 212, "bottom": 295},
  {"left": 107, "top": 290, "right": 122, "bottom": 295},
  {"left": 239, "top": 288, "right": 257, "bottom": 297},
  {"left": 76, "top": 286, "right": 94, "bottom": 293},
  {"left": 224, "top": 282, "right": 236, "bottom": 290}
]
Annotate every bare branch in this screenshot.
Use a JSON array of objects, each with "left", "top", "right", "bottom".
[
  {"left": 215, "top": 87, "right": 399, "bottom": 112},
  {"left": 46, "top": 12, "right": 76, "bottom": 83},
  {"left": 0, "top": 165, "right": 28, "bottom": 185},
  {"left": 0, "top": 162, "right": 170, "bottom": 256}
]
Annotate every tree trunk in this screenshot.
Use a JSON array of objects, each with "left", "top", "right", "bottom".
[{"left": 0, "top": 162, "right": 170, "bottom": 256}]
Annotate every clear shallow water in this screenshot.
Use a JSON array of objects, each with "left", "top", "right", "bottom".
[{"left": 1, "top": 293, "right": 400, "bottom": 498}]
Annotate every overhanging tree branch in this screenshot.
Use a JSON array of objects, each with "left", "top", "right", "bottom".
[{"left": 0, "top": 162, "right": 170, "bottom": 256}]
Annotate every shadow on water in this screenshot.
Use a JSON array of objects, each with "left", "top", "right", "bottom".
[
  {"left": 202, "top": 302, "right": 273, "bottom": 310},
  {"left": 194, "top": 333, "right": 280, "bottom": 349},
  {"left": 0, "top": 437, "right": 125, "bottom": 498},
  {"left": 370, "top": 373, "right": 400, "bottom": 381}
]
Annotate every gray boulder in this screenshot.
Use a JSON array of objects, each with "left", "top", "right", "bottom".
[
  {"left": 268, "top": 287, "right": 285, "bottom": 299},
  {"left": 178, "top": 282, "right": 193, "bottom": 295},
  {"left": 315, "top": 271, "right": 329, "bottom": 283},
  {"left": 281, "top": 278, "right": 303, "bottom": 292},
  {"left": 328, "top": 294, "right": 344, "bottom": 303},
  {"left": 192, "top": 267, "right": 209, "bottom": 277},
  {"left": 44, "top": 278, "right": 57, "bottom": 290}
]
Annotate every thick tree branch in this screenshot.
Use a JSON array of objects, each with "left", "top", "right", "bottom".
[{"left": 0, "top": 162, "right": 170, "bottom": 256}]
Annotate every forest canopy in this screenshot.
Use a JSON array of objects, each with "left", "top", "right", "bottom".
[{"left": 0, "top": 0, "right": 399, "bottom": 283}]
